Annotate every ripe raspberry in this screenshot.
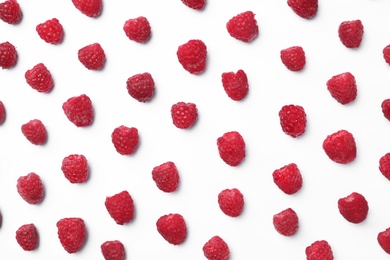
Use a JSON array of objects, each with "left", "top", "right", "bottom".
[
  {"left": 126, "top": 72, "right": 155, "bottom": 102},
  {"left": 15, "top": 224, "right": 38, "bottom": 251},
  {"left": 17, "top": 172, "right": 44, "bottom": 205},
  {"left": 203, "top": 236, "right": 230, "bottom": 260},
  {"left": 0, "top": 101, "right": 5, "bottom": 124},
  {"left": 101, "top": 240, "right": 125, "bottom": 260},
  {"left": 383, "top": 44, "right": 390, "bottom": 65},
  {"left": 0, "top": 0, "right": 22, "bottom": 24},
  {"left": 326, "top": 72, "right": 357, "bottom": 105},
  {"left": 278, "top": 104, "right": 307, "bottom": 138},
  {"left": 62, "top": 94, "right": 94, "bottom": 127},
  {"left": 21, "top": 119, "right": 47, "bottom": 145},
  {"left": 287, "top": 0, "right": 318, "bottom": 19},
  {"left": 322, "top": 130, "right": 357, "bottom": 164},
  {"left": 61, "top": 154, "right": 89, "bottom": 184},
  {"left": 78, "top": 43, "right": 105, "bottom": 70},
  {"left": 105, "top": 190, "right": 135, "bottom": 225},
  {"left": 152, "top": 161, "right": 180, "bottom": 192},
  {"left": 0, "top": 41, "right": 17, "bottom": 69},
  {"left": 381, "top": 99, "right": 390, "bottom": 121},
  {"left": 338, "top": 192, "right": 368, "bottom": 224},
  {"left": 217, "top": 131, "right": 246, "bottom": 167},
  {"left": 111, "top": 125, "right": 139, "bottom": 155},
  {"left": 177, "top": 39, "right": 207, "bottom": 75},
  {"left": 273, "top": 208, "right": 299, "bottom": 236},
  {"left": 280, "top": 46, "right": 306, "bottom": 72},
  {"left": 226, "top": 11, "right": 259, "bottom": 43},
  {"left": 218, "top": 188, "right": 244, "bottom": 217},
  {"left": 171, "top": 102, "right": 198, "bottom": 129},
  {"left": 72, "top": 0, "right": 102, "bottom": 17},
  {"left": 56, "top": 217, "right": 86, "bottom": 254},
  {"left": 221, "top": 69, "right": 249, "bottom": 101},
  {"left": 36, "top": 18, "right": 64, "bottom": 44},
  {"left": 25, "top": 63, "right": 54, "bottom": 93},
  {"left": 272, "top": 163, "right": 303, "bottom": 195},
  {"left": 378, "top": 227, "right": 390, "bottom": 254},
  {"left": 123, "top": 16, "right": 151, "bottom": 43},
  {"left": 181, "top": 0, "right": 206, "bottom": 10},
  {"left": 338, "top": 20, "right": 364, "bottom": 48},
  {"left": 379, "top": 153, "right": 390, "bottom": 181},
  {"left": 305, "top": 240, "right": 334, "bottom": 260},
  {"left": 156, "top": 213, "right": 187, "bottom": 245}
]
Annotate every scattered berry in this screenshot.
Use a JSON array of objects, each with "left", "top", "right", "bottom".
[
  {"left": 273, "top": 208, "right": 299, "bottom": 236},
  {"left": 221, "top": 69, "right": 249, "bottom": 101},
  {"left": 0, "top": 0, "right": 22, "bottom": 24},
  {"left": 126, "top": 72, "right": 155, "bottom": 102},
  {"left": 111, "top": 125, "right": 139, "bottom": 155},
  {"left": 338, "top": 20, "right": 364, "bottom": 48},
  {"left": 218, "top": 188, "right": 244, "bottom": 217},
  {"left": 381, "top": 99, "right": 390, "bottom": 121},
  {"left": 181, "top": 0, "right": 206, "bottom": 10},
  {"left": 25, "top": 63, "right": 54, "bottom": 93},
  {"left": 322, "top": 129, "right": 357, "bottom": 164},
  {"left": 177, "top": 39, "right": 207, "bottom": 75},
  {"left": 156, "top": 213, "right": 187, "bottom": 245},
  {"left": 61, "top": 154, "right": 89, "bottom": 184},
  {"left": 280, "top": 46, "right": 306, "bottom": 71},
  {"left": 203, "top": 236, "right": 230, "bottom": 260},
  {"left": 0, "top": 210, "right": 2, "bottom": 228},
  {"left": 0, "top": 41, "right": 17, "bottom": 69},
  {"left": 101, "top": 240, "right": 125, "bottom": 260},
  {"left": 21, "top": 119, "right": 47, "bottom": 145},
  {"left": 171, "top": 102, "right": 198, "bottom": 129},
  {"left": 0, "top": 101, "right": 5, "bottom": 124},
  {"left": 287, "top": 0, "right": 318, "bottom": 19},
  {"left": 226, "top": 11, "right": 259, "bottom": 43},
  {"left": 272, "top": 163, "right": 303, "bottom": 195},
  {"left": 217, "top": 131, "right": 246, "bottom": 166},
  {"left": 305, "top": 240, "right": 334, "bottom": 260},
  {"left": 123, "top": 16, "right": 151, "bottom": 43},
  {"left": 105, "top": 190, "right": 135, "bottom": 225},
  {"left": 71, "top": 0, "right": 102, "bottom": 17},
  {"left": 16, "top": 172, "right": 44, "bottom": 205},
  {"left": 56, "top": 217, "right": 86, "bottom": 254},
  {"left": 383, "top": 44, "right": 390, "bottom": 65},
  {"left": 36, "top": 18, "right": 64, "bottom": 44},
  {"left": 15, "top": 224, "right": 38, "bottom": 251},
  {"left": 326, "top": 72, "right": 357, "bottom": 105},
  {"left": 378, "top": 227, "right": 390, "bottom": 254},
  {"left": 379, "top": 153, "right": 390, "bottom": 181},
  {"left": 62, "top": 94, "right": 94, "bottom": 127},
  {"left": 78, "top": 43, "right": 105, "bottom": 70},
  {"left": 338, "top": 192, "right": 368, "bottom": 224},
  {"left": 278, "top": 104, "right": 307, "bottom": 138},
  {"left": 152, "top": 161, "right": 180, "bottom": 192}
]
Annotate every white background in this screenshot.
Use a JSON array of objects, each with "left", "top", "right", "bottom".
[{"left": 1, "top": 0, "right": 390, "bottom": 259}]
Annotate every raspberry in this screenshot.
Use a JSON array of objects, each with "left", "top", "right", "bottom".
[
  {"left": 379, "top": 153, "right": 390, "bottom": 181},
  {"left": 111, "top": 125, "right": 139, "bottom": 155},
  {"left": 273, "top": 208, "right": 299, "bottom": 236},
  {"left": 72, "top": 0, "right": 102, "bottom": 17},
  {"left": 152, "top": 161, "right": 180, "bottom": 192},
  {"left": 221, "top": 69, "right": 249, "bottom": 101},
  {"left": 278, "top": 104, "right": 307, "bottom": 138},
  {"left": 61, "top": 154, "right": 89, "bottom": 184},
  {"left": 21, "top": 119, "right": 47, "bottom": 145},
  {"left": 326, "top": 72, "right": 357, "bottom": 105},
  {"left": 78, "top": 43, "right": 105, "bottom": 70},
  {"left": 305, "top": 240, "right": 334, "bottom": 260},
  {"left": 378, "top": 227, "right": 390, "bottom": 254},
  {"left": 123, "top": 16, "right": 151, "bottom": 43},
  {"left": 272, "top": 163, "right": 303, "bottom": 195},
  {"left": 338, "top": 20, "right": 364, "bottom": 48},
  {"left": 105, "top": 190, "right": 135, "bottom": 225},
  {"left": 381, "top": 99, "right": 390, "bottom": 121},
  {"left": 25, "top": 63, "right": 54, "bottom": 93},
  {"left": 177, "top": 39, "right": 207, "bottom": 75},
  {"left": 16, "top": 172, "right": 44, "bottom": 205},
  {"left": 0, "top": 0, "right": 22, "bottom": 24},
  {"left": 156, "top": 213, "right": 187, "bottom": 245},
  {"left": 218, "top": 188, "right": 244, "bottom": 217},
  {"left": 15, "top": 224, "right": 39, "bottom": 251},
  {"left": 202, "top": 236, "right": 230, "bottom": 260},
  {"left": 322, "top": 129, "right": 357, "bottom": 164},
  {"left": 62, "top": 94, "right": 94, "bottom": 127},
  {"left": 0, "top": 41, "right": 17, "bottom": 69},
  {"left": 36, "top": 18, "right": 64, "bottom": 44},
  {"left": 101, "top": 240, "right": 125, "bottom": 260},
  {"left": 181, "top": 0, "right": 206, "bottom": 10},
  {"left": 126, "top": 72, "right": 155, "bottom": 102},
  {"left": 217, "top": 131, "right": 246, "bottom": 167},
  {"left": 56, "top": 217, "right": 86, "bottom": 254},
  {"left": 383, "top": 44, "right": 390, "bottom": 65},
  {"left": 280, "top": 46, "right": 306, "bottom": 72},
  {"left": 338, "top": 192, "right": 368, "bottom": 224},
  {"left": 287, "top": 0, "right": 318, "bottom": 19},
  {"left": 171, "top": 102, "right": 198, "bottom": 129},
  {"left": 0, "top": 101, "right": 5, "bottom": 124},
  {"left": 226, "top": 11, "right": 259, "bottom": 43}
]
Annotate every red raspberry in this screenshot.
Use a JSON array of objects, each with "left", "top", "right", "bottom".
[
  {"left": 171, "top": 102, "right": 198, "bottom": 129},
  {"left": 381, "top": 99, "right": 390, "bottom": 121},
  {"left": 72, "top": 0, "right": 102, "bottom": 17},
  {"left": 322, "top": 130, "right": 356, "bottom": 164},
  {"left": 0, "top": 0, "right": 22, "bottom": 24},
  {"left": 21, "top": 119, "right": 47, "bottom": 145},
  {"left": 287, "top": 0, "right": 318, "bottom": 19},
  {"left": 101, "top": 240, "right": 125, "bottom": 260},
  {"left": 62, "top": 94, "right": 94, "bottom": 127},
  {"left": 111, "top": 125, "right": 139, "bottom": 155},
  {"left": 280, "top": 46, "right": 306, "bottom": 72},
  {"left": 36, "top": 18, "right": 64, "bottom": 44},
  {"left": 0, "top": 101, "right": 5, "bottom": 124},
  {"left": 177, "top": 39, "right": 207, "bottom": 75},
  {"left": 203, "top": 236, "right": 230, "bottom": 260},
  {"left": 56, "top": 217, "right": 86, "bottom": 254},
  {"left": 105, "top": 190, "right": 135, "bottom": 225},
  {"left": 0, "top": 41, "right": 17, "bottom": 69},
  {"left": 305, "top": 240, "right": 334, "bottom": 260},
  {"left": 272, "top": 163, "right": 303, "bottom": 195},
  {"left": 152, "top": 161, "right": 180, "bottom": 192},
  {"left": 156, "top": 213, "right": 187, "bottom": 245},
  {"left": 78, "top": 43, "right": 105, "bottom": 70},
  {"left": 383, "top": 44, "right": 390, "bottom": 65},
  {"left": 221, "top": 69, "right": 249, "bottom": 101},
  {"left": 16, "top": 172, "right": 44, "bottom": 205},
  {"left": 126, "top": 72, "right": 155, "bottom": 102},
  {"left": 378, "top": 227, "right": 390, "bottom": 254},
  {"left": 273, "top": 208, "right": 299, "bottom": 236},
  {"left": 338, "top": 192, "right": 368, "bottom": 224},
  {"left": 278, "top": 104, "right": 307, "bottom": 138},
  {"left": 218, "top": 188, "right": 244, "bottom": 217},
  {"left": 326, "top": 72, "right": 357, "bottom": 105},
  {"left": 61, "top": 154, "right": 89, "bottom": 184},
  {"left": 25, "top": 63, "right": 54, "bottom": 93},
  {"left": 338, "top": 20, "right": 364, "bottom": 48},
  {"left": 181, "top": 0, "right": 206, "bottom": 10},
  {"left": 226, "top": 11, "right": 259, "bottom": 43},
  {"left": 123, "top": 16, "right": 151, "bottom": 43},
  {"left": 15, "top": 224, "right": 39, "bottom": 251},
  {"left": 217, "top": 131, "right": 246, "bottom": 167},
  {"left": 379, "top": 153, "right": 390, "bottom": 181}
]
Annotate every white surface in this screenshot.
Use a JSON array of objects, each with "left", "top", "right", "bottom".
[{"left": 1, "top": 0, "right": 390, "bottom": 259}]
